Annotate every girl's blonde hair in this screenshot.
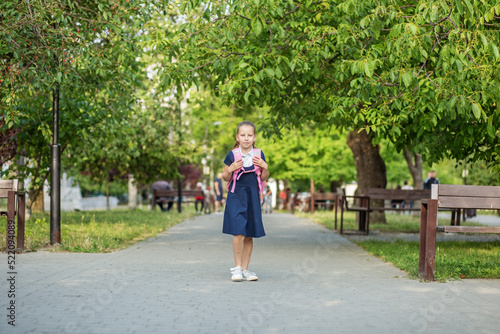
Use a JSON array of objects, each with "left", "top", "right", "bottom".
[{"left": 233, "top": 121, "right": 256, "bottom": 148}]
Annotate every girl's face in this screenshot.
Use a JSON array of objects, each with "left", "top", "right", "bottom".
[{"left": 236, "top": 125, "right": 256, "bottom": 150}]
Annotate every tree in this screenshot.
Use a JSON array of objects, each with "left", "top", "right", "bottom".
[
  {"left": 64, "top": 102, "right": 181, "bottom": 209},
  {"left": 149, "top": 1, "right": 500, "bottom": 195},
  {"left": 1, "top": 0, "right": 170, "bottom": 206},
  {"left": 259, "top": 123, "right": 356, "bottom": 188},
  {"left": 183, "top": 85, "right": 266, "bottom": 182}
]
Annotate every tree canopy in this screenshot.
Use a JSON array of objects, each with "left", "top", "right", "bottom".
[
  {"left": 151, "top": 0, "right": 500, "bottom": 166},
  {"left": 0, "top": 0, "right": 174, "bottom": 199}
]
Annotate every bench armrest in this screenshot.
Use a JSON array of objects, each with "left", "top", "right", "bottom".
[{"left": 342, "top": 195, "right": 370, "bottom": 210}]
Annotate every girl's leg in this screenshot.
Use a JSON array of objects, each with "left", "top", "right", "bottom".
[
  {"left": 232, "top": 235, "right": 245, "bottom": 267},
  {"left": 241, "top": 237, "right": 253, "bottom": 270}
]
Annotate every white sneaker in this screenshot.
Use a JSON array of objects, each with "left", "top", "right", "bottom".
[
  {"left": 242, "top": 270, "right": 258, "bottom": 281},
  {"left": 230, "top": 266, "right": 243, "bottom": 282}
]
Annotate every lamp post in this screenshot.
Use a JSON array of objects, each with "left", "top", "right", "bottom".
[{"left": 50, "top": 83, "right": 61, "bottom": 245}]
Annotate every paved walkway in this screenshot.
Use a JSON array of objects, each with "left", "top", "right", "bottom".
[{"left": 1, "top": 213, "right": 499, "bottom": 334}]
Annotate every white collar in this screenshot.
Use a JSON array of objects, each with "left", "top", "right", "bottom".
[
  {"left": 238, "top": 146, "right": 254, "bottom": 167},
  {"left": 239, "top": 146, "right": 254, "bottom": 156}
]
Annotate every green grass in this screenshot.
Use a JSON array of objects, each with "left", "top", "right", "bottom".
[
  {"left": 1, "top": 208, "right": 195, "bottom": 253},
  {"left": 297, "top": 210, "right": 460, "bottom": 233},
  {"left": 355, "top": 240, "right": 500, "bottom": 280},
  {"left": 300, "top": 210, "right": 500, "bottom": 280}
]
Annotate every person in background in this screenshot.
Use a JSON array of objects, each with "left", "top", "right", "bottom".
[
  {"left": 391, "top": 184, "right": 403, "bottom": 209},
  {"left": 152, "top": 180, "right": 174, "bottom": 212},
  {"left": 401, "top": 180, "right": 414, "bottom": 190},
  {"left": 204, "top": 186, "right": 212, "bottom": 214},
  {"left": 194, "top": 182, "right": 204, "bottom": 214},
  {"left": 214, "top": 172, "right": 224, "bottom": 213},
  {"left": 278, "top": 187, "right": 288, "bottom": 210},
  {"left": 263, "top": 184, "right": 273, "bottom": 214},
  {"left": 424, "top": 171, "right": 440, "bottom": 189},
  {"left": 401, "top": 181, "right": 414, "bottom": 212}
]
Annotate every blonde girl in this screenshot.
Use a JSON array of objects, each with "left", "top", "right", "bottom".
[{"left": 222, "top": 121, "right": 269, "bottom": 281}]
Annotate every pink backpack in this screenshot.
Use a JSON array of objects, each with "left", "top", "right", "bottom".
[{"left": 227, "top": 147, "right": 264, "bottom": 203}]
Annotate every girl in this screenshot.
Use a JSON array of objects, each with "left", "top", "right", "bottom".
[{"left": 222, "top": 121, "right": 269, "bottom": 282}]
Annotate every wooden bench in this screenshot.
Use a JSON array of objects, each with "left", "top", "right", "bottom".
[
  {"left": 152, "top": 189, "right": 204, "bottom": 212},
  {"left": 419, "top": 184, "right": 500, "bottom": 281},
  {"left": 340, "top": 188, "right": 431, "bottom": 234},
  {"left": 310, "top": 192, "right": 339, "bottom": 211},
  {"left": 0, "top": 180, "right": 26, "bottom": 250}
]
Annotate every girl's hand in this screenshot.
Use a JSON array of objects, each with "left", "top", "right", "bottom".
[
  {"left": 229, "top": 159, "right": 244, "bottom": 173},
  {"left": 252, "top": 156, "right": 268, "bottom": 170}
]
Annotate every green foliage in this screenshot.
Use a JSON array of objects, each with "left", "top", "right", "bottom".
[
  {"left": 182, "top": 85, "right": 269, "bottom": 178},
  {"left": 64, "top": 104, "right": 181, "bottom": 188},
  {"left": 423, "top": 158, "right": 500, "bottom": 186},
  {"left": 260, "top": 124, "right": 356, "bottom": 188},
  {"left": 0, "top": 209, "right": 194, "bottom": 253},
  {"left": 0, "top": 0, "right": 171, "bottom": 194},
  {"left": 73, "top": 173, "right": 128, "bottom": 198},
  {"left": 0, "top": 0, "right": 166, "bottom": 97},
  {"left": 381, "top": 140, "right": 413, "bottom": 187},
  {"left": 183, "top": 89, "right": 357, "bottom": 189},
  {"left": 151, "top": 0, "right": 500, "bottom": 168},
  {"left": 356, "top": 240, "right": 500, "bottom": 280}
]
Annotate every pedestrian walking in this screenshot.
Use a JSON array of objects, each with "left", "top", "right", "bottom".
[
  {"left": 214, "top": 172, "right": 224, "bottom": 213},
  {"left": 263, "top": 184, "right": 273, "bottom": 214},
  {"left": 222, "top": 121, "right": 269, "bottom": 282}
]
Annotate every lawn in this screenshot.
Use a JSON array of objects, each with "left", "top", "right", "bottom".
[
  {"left": 355, "top": 239, "right": 500, "bottom": 280},
  {"left": 0, "top": 208, "right": 195, "bottom": 253},
  {"left": 298, "top": 210, "right": 500, "bottom": 280}
]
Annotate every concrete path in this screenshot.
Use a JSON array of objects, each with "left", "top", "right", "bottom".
[{"left": 1, "top": 213, "right": 499, "bottom": 334}]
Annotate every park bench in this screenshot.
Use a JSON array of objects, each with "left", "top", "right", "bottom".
[
  {"left": 310, "top": 192, "right": 340, "bottom": 212},
  {"left": 339, "top": 188, "right": 432, "bottom": 235},
  {"left": 0, "top": 180, "right": 26, "bottom": 250},
  {"left": 419, "top": 184, "right": 500, "bottom": 281},
  {"left": 151, "top": 189, "right": 204, "bottom": 212}
]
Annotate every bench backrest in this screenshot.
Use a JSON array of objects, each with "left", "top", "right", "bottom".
[
  {"left": 153, "top": 189, "right": 204, "bottom": 197},
  {"left": 313, "top": 193, "right": 338, "bottom": 201},
  {"left": 0, "top": 180, "right": 16, "bottom": 198},
  {"left": 364, "top": 188, "right": 431, "bottom": 201},
  {"left": 431, "top": 184, "right": 500, "bottom": 209}
]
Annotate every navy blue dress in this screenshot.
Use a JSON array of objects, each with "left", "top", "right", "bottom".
[{"left": 223, "top": 150, "right": 266, "bottom": 238}]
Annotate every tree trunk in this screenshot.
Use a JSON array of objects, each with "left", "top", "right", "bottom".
[
  {"left": 347, "top": 129, "right": 387, "bottom": 223},
  {"left": 403, "top": 147, "right": 423, "bottom": 189},
  {"left": 404, "top": 147, "right": 423, "bottom": 216},
  {"left": 30, "top": 189, "right": 44, "bottom": 213}
]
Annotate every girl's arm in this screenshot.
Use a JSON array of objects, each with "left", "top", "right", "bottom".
[
  {"left": 252, "top": 156, "right": 269, "bottom": 182},
  {"left": 222, "top": 160, "right": 244, "bottom": 182}
]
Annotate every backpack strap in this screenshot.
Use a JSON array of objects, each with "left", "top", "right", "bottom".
[
  {"left": 227, "top": 148, "right": 242, "bottom": 194},
  {"left": 232, "top": 148, "right": 242, "bottom": 162}
]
